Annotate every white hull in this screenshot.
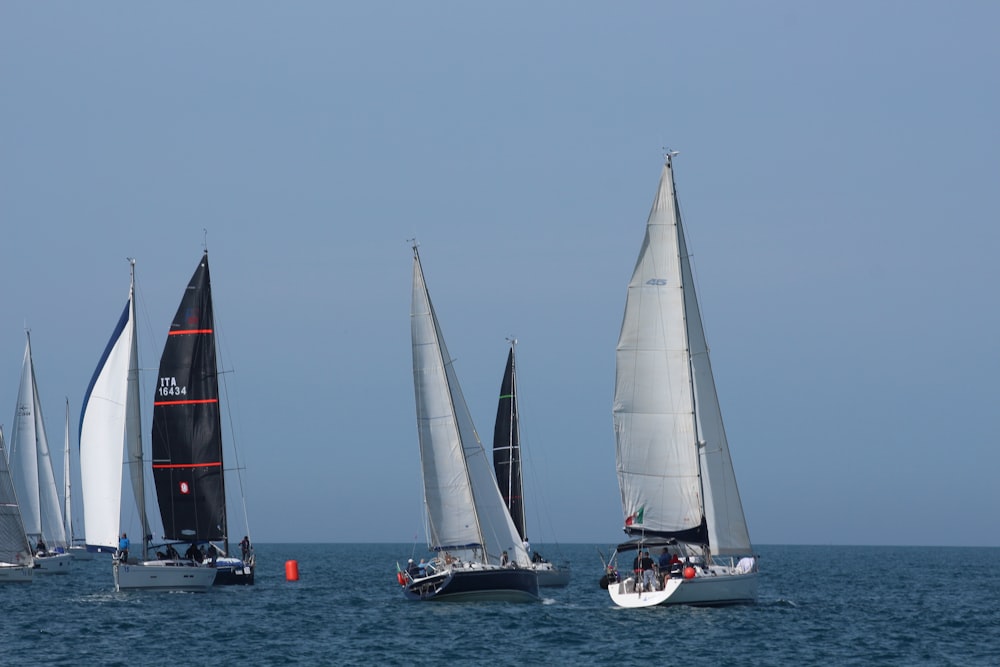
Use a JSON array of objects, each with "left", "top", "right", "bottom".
[
  {"left": 534, "top": 562, "right": 570, "bottom": 587},
  {"left": 609, "top": 570, "right": 758, "bottom": 608},
  {"left": 33, "top": 552, "right": 73, "bottom": 574},
  {"left": 114, "top": 559, "right": 217, "bottom": 592},
  {"left": 0, "top": 563, "right": 33, "bottom": 582}
]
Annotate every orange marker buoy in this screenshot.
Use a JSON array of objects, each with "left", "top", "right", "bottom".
[
  {"left": 683, "top": 566, "right": 696, "bottom": 579},
  {"left": 285, "top": 559, "right": 299, "bottom": 581}
]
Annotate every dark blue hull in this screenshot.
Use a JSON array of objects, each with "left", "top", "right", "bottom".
[
  {"left": 213, "top": 558, "right": 254, "bottom": 586},
  {"left": 404, "top": 567, "right": 538, "bottom": 602}
]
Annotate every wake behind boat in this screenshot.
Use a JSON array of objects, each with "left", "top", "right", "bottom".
[
  {"left": 602, "top": 153, "right": 757, "bottom": 608},
  {"left": 80, "top": 259, "right": 216, "bottom": 592},
  {"left": 397, "top": 244, "right": 538, "bottom": 602}
]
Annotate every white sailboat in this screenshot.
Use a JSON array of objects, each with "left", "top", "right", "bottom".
[
  {"left": 492, "top": 340, "right": 570, "bottom": 587},
  {"left": 604, "top": 153, "right": 758, "bottom": 607},
  {"left": 80, "top": 259, "right": 216, "bottom": 592},
  {"left": 0, "top": 425, "right": 34, "bottom": 582},
  {"left": 397, "top": 244, "right": 538, "bottom": 602},
  {"left": 8, "top": 333, "right": 72, "bottom": 573}
]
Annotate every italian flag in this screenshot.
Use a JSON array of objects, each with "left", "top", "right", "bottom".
[{"left": 625, "top": 506, "right": 645, "bottom": 526}]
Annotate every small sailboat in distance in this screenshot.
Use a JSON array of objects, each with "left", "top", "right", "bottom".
[
  {"left": 397, "top": 243, "right": 538, "bottom": 602},
  {"left": 603, "top": 153, "right": 758, "bottom": 607},
  {"left": 8, "top": 332, "right": 72, "bottom": 573},
  {"left": 492, "top": 339, "right": 569, "bottom": 587}
]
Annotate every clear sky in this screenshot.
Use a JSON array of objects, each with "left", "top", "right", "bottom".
[{"left": 1, "top": 2, "right": 997, "bottom": 547}]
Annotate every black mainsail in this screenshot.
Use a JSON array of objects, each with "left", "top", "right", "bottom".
[
  {"left": 151, "top": 252, "right": 227, "bottom": 545},
  {"left": 492, "top": 344, "right": 526, "bottom": 540}
]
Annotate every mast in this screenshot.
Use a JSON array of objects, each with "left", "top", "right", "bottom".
[
  {"left": 668, "top": 152, "right": 710, "bottom": 533},
  {"left": 63, "top": 398, "right": 71, "bottom": 544},
  {"left": 124, "top": 259, "right": 152, "bottom": 560}
]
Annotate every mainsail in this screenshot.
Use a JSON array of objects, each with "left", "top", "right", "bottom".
[
  {"left": 613, "top": 154, "right": 751, "bottom": 555},
  {"left": 151, "top": 252, "right": 227, "bottom": 544},
  {"left": 492, "top": 345, "right": 526, "bottom": 540}
]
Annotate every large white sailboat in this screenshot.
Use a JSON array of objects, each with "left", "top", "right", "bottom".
[
  {"left": 397, "top": 244, "right": 538, "bottom": 602},
  {"left": 0, "top": 425, "right": 34, "bottom": 582},
  {"left": 80, "top": 259, "right": 216, "bottom": 592},
  {"left": 603, "top": 153, "right": 758, "bottom": 607},
  {"left": 8, "top": 333, "right": 72, "bottom": 573}
]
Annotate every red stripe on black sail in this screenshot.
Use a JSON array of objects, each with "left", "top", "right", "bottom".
[
  {"left": 492, "top": 347, "right": 525, "bottom": 539},
  {"left": 151, "top": 252, "right": 227, "bottom": 543}
]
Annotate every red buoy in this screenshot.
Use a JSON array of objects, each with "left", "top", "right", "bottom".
[
  {"left": 683, "top": 566, "right": 696, "bottom": 579},
  {"left": 285, "top": 560, "right": 299, "bottom": 581}
]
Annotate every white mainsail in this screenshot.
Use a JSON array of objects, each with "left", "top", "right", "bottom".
[
  {"left": 613, "top": 154, "right": 751, "bottom": 555},
  {"left": 410, "top": 247, "right": 529, "bottom": 566},
  {"left": 9, "top": 334, "right": 67, "bottom": 550}
]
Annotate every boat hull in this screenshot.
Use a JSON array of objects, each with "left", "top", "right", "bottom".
[
  {"left": 34, "top": 552, "right": 73, "bottom": 574},
  {"left": 534, "top": 562, "right": 570, "bottom": 587},
  {"left": 213, "top": 557, "right": 255, "bottom": 585},
  {"left": 0, "top": 563, "right": 33, "bottom": 582},
  {"left": 114, "top": 559, "right": 217, "bottom": 592},
  {"left": 404, "top": 566, "right": 538, "bottom": 602},
  {"left": 608, "top": 570, "right": 758, "bottom": 608},
  {"left": 68, "top": 546, "right": 95, "bottom": 560}
]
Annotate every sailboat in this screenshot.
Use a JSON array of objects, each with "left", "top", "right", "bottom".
[
  {"left": 603, "top": 153, "right": 758, "bottom": 608},
  {"left": 150, "top": 251, "right": 254, "bottom": 585},
  {"left": 80, "top": 259, "right": 217, "bottom": 591},
  {"left": 0, "top": 425, "right": 34, "bottom": 582},
  {"left": 8, "top": 332, "right": 72, "bottom": 573},
  {"left": 398, "top": 244, "right": 538, "bottom": 602},
  {"left": 64, "top": 399, "right": 92, "bottom": 560},
  {"left": 492, "top": 340, "right": 569, "bottom": 587}
]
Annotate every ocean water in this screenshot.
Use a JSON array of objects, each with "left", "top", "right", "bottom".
[{"left": 3, "top": 543, "right": 998, "bottom": 666}]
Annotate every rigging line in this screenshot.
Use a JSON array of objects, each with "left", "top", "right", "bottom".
[{"left": 214, "top": 307, "right": 253, "bottom": 540}]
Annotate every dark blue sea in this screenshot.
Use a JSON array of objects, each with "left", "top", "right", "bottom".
[{"left": 4, "top": 543, "right": 997, "bottom": 665}]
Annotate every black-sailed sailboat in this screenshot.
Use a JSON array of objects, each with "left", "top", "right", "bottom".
[
  {"left": 492, "top": 340, "right": 569, "bottom": 587},
  {"left": 151, "top": 251, "right": 254, "bottom": 585}
]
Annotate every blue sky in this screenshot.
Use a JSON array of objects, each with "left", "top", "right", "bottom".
[{"left": 1, "top": 2, "right": 997, "bottom": 547}]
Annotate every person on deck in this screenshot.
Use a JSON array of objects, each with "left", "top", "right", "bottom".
[
  {"left": 240, "top": 535, "right": 251, "bottom": 561},
  {"left": 639, "top": 549, "right": 656, "bottom": 589},
  {"left": 185, "top": 543, "right": 202, "bottom": 562},
  {"left": 118, "top": 533, "right": 129, "bottom": 563}
]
